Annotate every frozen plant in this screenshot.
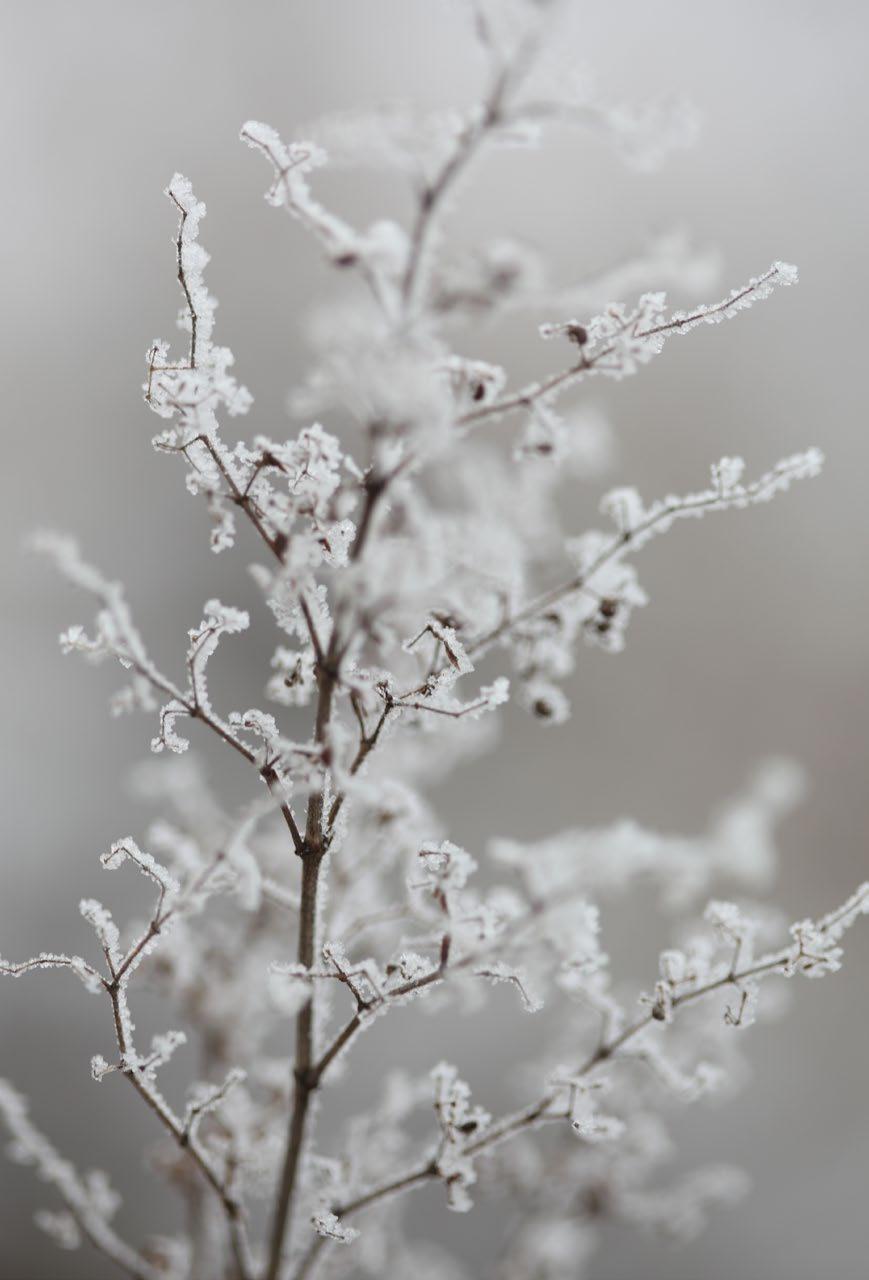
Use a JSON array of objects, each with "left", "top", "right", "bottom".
[{"left": 2, "top": 3, "right": 866, "bottom": 1279}]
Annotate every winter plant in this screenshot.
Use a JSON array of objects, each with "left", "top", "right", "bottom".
[{"left": 2, "top": 4, "right": 866, "bottom": 1279}]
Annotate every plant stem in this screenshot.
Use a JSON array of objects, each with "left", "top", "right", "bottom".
[
  {"left": 263, "top": 850, "right": 322, "bottom": 1280},
  {"left": 264, "top": 640, "right": 339, "bottom": 1279}
]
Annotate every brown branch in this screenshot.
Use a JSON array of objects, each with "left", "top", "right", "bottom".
[
  {"left": 240, "top": 128, "right": 390, "bottom": 314},
  {"left": 264, "top": 636, "right": 341, "bottom": 1278},
  {"left": 457, "top": 264, "right": 788, "bottom": 432},
  {"left": 264, "top": 457, "right": 401, "bottom": 1277},
  {"left": 291, "top": 1157, "right": 439, "bottom": 1280},
  {"left": 176, "top": 433, "right": 327, "bottom": 667},
  {"left": 305, "top": 931, "right": 465, "bottom": 1092},
  {"left": 263, "top": 839, "right": 327, "bottom": 1279},
  {"left": 294, "top": 919, "right": 852, "bottom": 1280},
  {"left": 105, "top": 985, "right": 253, "bottom": 1280},
  {"left": 400, "top": 31, "right": 540, "bottom": 314},
  {"left": 166, "top": 189, "right": 199, "bottom": 369},
  {"left": 122, "top": 648, "right": 305, "bottom": 855},
  {"left": 465, "top": 464, "right": 803, "bottom": 661},
  {"left": 326, "top": 702, "right": 393, "bottom": 833}
]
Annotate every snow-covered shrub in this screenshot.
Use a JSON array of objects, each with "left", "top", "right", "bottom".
[{"left": 2, "top": 4, "right": 865, "bottom": 1279}]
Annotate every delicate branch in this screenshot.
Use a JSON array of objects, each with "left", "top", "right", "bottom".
[
  {"left": 0, "top": 1082, "right": 160, "bottom": 1280},
  {"left": 105, "top": 984, "right": 254, "bottom": 1280},
  {"left": 265, "top": 451, "right": 406, "bottom": 1277},
  {"left": 399, "top": 37, "right": 538, "bottom": 315},
  {"left": 457, "top": 262, "right": 798, "bottom": 431},
  {"left": 467, "top": 449, "right": 822, "bottom": 659},
  {"left": 300, "top": 883, "right": 868, "bottom": 1270},
  {"left": 167, "top": 185, "right": 200, "bottom": 371}
]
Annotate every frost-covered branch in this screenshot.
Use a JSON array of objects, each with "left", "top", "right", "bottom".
[
  {"left": 299, "top": 883, "right": 868, "bottom": 1272},
  {"left": 1, "top": 839, "right": 256, "bottom": 1280},
  {"left": 458, "top": 262, "right": 799, "bottom": 432},
  {"left": 426, "top": 449, "right": 822, "bottom": 724},
  {"left": 34, "top": 535, "right": 305, "bottom": 853},
  {"left": 474, "top": 448, "right": 822, "bottom": 663},
  {"left": 398, "top": 22, "right": 542, "bottom": 316},
  {"left": 0, "top": 1082, "right": 160, "bottom": 1280}
]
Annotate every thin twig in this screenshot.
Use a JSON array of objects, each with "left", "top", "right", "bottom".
[
  {"left": 299, "top": 934, "right": 834, "bottom": 1277},
  {"left": 457, "top": 264, "right": 787, "bottom": 432},
  {"left": 400, "top": 29, "right": 540, "bottom": 314},
  {"left": 105, "top": 986, "right": 254, "bottom": 1280}
]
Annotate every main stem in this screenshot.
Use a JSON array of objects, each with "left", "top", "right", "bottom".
[
  {"left": 264, "top": 659, "right": 338, "bottom": 1280},
  {"left": 263, "top": 852, "right": 321, "bottom": 1280},
  {"left": 256, "top": 58, "right": 523, "bottom": 1259},
  {"left": 264, "top": 439, "right": 391, "bottom": 1279}
]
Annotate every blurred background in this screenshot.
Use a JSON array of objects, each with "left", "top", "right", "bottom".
[{"left": 1, "top": 1, "right": 867, "bottom": 1277}]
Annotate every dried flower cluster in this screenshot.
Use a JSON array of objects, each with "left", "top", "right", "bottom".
[{"left": 2, "top": 4, "right": 865, "bottom": 1279}]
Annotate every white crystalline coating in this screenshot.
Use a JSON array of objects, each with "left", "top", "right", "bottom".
[
  {"left": 596, "top": 450, "right": 825, "bottom": 549},
  {"left": 440, "top": 355, "right": 507, "bottom": 408},
  {"left": 391, "top": 952, "right": 438, "bottom": 983},
  {"left": 240, "top": 121, "right": 357, "bottom": 257},
  {"left": 165, "top": 175, "right": 212, "bottom": 348},
  {"left": 151, "top": 699, "right": 190, "bottom": 755},
  {"left": 267, "top": 646, "right": 317, "bottom": 709},
  {"left": 413, "top": 841, "right": 478, "bottom": 897},
  {"left": 90, "top": 1055, "right": 113, "bottom": 1083},
  {"left": 240, "top": 121, "right": 327, "bottom": 185},
  {"left": 514, "top": 400, "right": 570, "bottom": 462},
  {"left": 599, "top": 484, "right": 645, "bottom": 535},
  {"left": 603, "top": 96, "right": 701, "bottom": 173},
  {"left": 518, "top": 449, "right": 825, "bottom": 668},
  {"left": 101, "top": 838, "right": 180, "bottom": 897},
  {"left": 429, "top": 1061, "right": 491, "bottom": 1213},
  {"left": 182, "top": 1068, "right": 246, "bottom": 1143},
  {"left": 30, "top": 534, "right": 161, "bottom": 716},
  {"left": 255, "top": 422, "right": 345, "bottom": 507},
  {"left": 704, "top": 900, "right": 755, "bottom": 944},
  {"left": 627, "top": 1042, "right": 725, "bottom": 1101},
  {"left": 145, "top": 1031, "right": 187, "bottom": 1073},
  {"left": 312, "top": 1210, "right": 359, "bottom": 1244},
  {"left": 79, "top": 899, "right": 120, "bottom": 963},
  {"left": 146, "top": 174, "right": 252, "bottom": 439},
  {"left": 299, "top": 102, "right": 465, "bottom": 176},
  {"left": 228, "top": 708, "right": 280, "bottom": 746},
  {"left": 536, "top": 263, "right": 800, "bottom": 391},
  {"left": 547, "top": 1070, "right": 625, "bottom": 1143},
  {"left": 663, "top": 261, "right": 799, "bottom": 333},
  {"left": 481, "top": 676, "right": 510, "bottom": 708},
  {"left": 144, "top": 600, "right": 252, "bottom": 756},
  {"left": 34, "top": 1209, "right": 82, "bottom": 1250},
  {"left": 425, "top": 619, "right": 474, "bottom": 675},
  {"left": 474, "top": 961, "right": 542, "bottom": 1012},
  {"left": 0, "top": 952, "right": 103, "bottom": 994}
]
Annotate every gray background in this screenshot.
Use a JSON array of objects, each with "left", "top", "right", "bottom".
[{"left": 1, "top": 2, "right": 867, "bottom": 1277}]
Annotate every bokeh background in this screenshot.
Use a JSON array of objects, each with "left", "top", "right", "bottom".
[{"left": 1, "top": 2, "right": 867, "bottom": 1277}]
